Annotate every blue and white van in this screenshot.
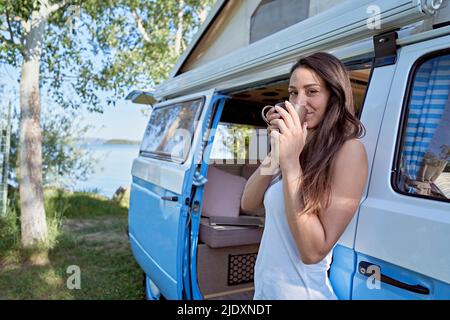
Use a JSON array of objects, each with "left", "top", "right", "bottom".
[{"left": 127, "top": 0, "right": 450, "bottom": 300}]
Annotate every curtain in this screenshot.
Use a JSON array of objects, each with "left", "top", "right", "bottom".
[{"left": 401, "top": 54, "right": 450, "bottom": 193}]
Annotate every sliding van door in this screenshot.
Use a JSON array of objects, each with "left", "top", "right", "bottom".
[
  {"left": 128, "top": 89, "right": 223, "bottom": 299},
  {"left": 352, "top": 36, "right": 450, "bottom": 299}
]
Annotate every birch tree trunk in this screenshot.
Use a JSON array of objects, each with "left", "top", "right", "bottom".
[
  {"left": 19, "top": 7, "right": 49, "bottom": 248},
  {"left": 174, "top": 0, "right": 185, "bottom": 56}
]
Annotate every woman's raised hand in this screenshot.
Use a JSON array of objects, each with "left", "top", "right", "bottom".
[
  {"left": 265, "top": 106, "right": 281, "bottom": 135},
  {"left": 269, "top": 101, "right": 308, "bottom": 173}
]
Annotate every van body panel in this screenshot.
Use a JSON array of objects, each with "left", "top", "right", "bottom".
[
  {"left": 329, "top": 244, "right": 357, "bottom": 300},
  {"left": 336, "top": 64, "right": 398, "bottom": 249},
  {"left": 130, "top": 232, "right": 178, "bottom": 298},
  {"left": 129, "top": 167, "right": 189, "bottom": 299},
  {"left": 355, "top": 197, "right": 450, "bottom": 282},
  {"left": 353, "top": 253, "right": 450, "bottom": 299},
  {"left": 132, "top": 158, "right": 187, "bottom": 194},
  {"left": 128, "top": 89, "right": 218, "bottom": 299},
  {"left": 354, "top": 35, "right": 450, "bottom": 298}
]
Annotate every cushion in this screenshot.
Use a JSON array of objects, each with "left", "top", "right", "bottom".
[
  {"left": 201, "top": 166, "right": 247, "bottom": 218},
  {"left": 199, "top": 218, "right": 263, "bottom": 248}
]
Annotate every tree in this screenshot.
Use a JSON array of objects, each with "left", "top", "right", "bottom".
[
  {"left": 0, "top": 0, "right": 214, "bottom": 248},
  {"left": 8, "top": 107, "right": 97, "bottom": 189},
  {"left": 85, "top": 0, "right": 215, "bottom": 89},
  {"left": 1, "top": 0, "right": 75, "bottom": 247}
]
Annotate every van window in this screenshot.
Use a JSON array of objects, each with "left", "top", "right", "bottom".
[
  {"left": 210, "top": 123, "right": 264, "bottom": 163},
  {"left": 140, "top": 98, "right": 204, "bottom": 162},
  {"left": 250, "top": 0, "right": 345, "bottom": 43},
  {"left": 395, "top": 53, "right": 450, "bottom": 201}
]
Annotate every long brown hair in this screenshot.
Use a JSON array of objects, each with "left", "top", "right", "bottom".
[{"left": 290, "top": 52, "right": 365, "bottom": 216}]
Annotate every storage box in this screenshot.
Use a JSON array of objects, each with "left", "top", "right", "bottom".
[{"left": 196, "top": 243, "right": 260, "bottom": 299}]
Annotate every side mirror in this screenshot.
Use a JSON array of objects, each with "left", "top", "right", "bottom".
[{"left": 125, "top": 90, "right": 156, "bottom": 105}]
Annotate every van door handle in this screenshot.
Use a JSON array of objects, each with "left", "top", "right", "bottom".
[
  {"left": 161, "top": 196, "right": 179, "bottom": 202},
  {"left": 358, "top": 261, "right": 430, "bottom": 295}
]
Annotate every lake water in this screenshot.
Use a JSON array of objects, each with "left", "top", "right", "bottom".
[{"left": 74, "top": 144, "right": 140, "bottom": 198}]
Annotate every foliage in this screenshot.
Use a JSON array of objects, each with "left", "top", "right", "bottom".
[
  {"left": 220, "top": 124, "right": 258, "bottom": 161},
  {"left": 8, "top": 108, "right": 98, "bottom": 188},
  {"left": 1, "top": 0, "right": 216, "bottom": 110},
  {"left": 0, "top": 189, "right": 20, "bottom": 255},
  {"left": 0, "top": 188, "right": 141, "bottom": 299}
]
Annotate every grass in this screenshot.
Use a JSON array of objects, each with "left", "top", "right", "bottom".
[{"left": 0, "top": 188, "right": 144, "bottom": 300}]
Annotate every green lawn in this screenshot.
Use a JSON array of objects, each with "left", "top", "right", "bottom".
[{"left": 0, "top": 189, "right": 144, "bottom": 300}]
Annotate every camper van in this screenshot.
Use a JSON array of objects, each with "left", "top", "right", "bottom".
[{"left": 127, "top": 0, "right": 450, "bottom": 300}]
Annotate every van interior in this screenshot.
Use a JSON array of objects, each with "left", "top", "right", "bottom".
[{"left": 195, "top": 63, "right": 373, "bottom": 299}]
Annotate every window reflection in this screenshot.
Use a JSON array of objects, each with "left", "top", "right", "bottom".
[{"left": 141, "top": 99, "right": 203, "bottom": 161}]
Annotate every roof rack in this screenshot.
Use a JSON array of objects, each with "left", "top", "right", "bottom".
[{"left": 154, "top": 0, "right": 446, "bottom": 101}]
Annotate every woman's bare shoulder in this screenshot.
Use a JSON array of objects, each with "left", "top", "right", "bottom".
[
  {"left": 342, "top": 138, "right": 366, "bottom": 155},
  {"left": 334, "top": 139, "right": 368, "bottom": 170}
]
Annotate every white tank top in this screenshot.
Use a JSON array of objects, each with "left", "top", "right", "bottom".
[{"left": 253, "top": 177, "right": 337, "bottom": 300}]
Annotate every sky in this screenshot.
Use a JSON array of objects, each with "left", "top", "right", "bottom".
[{"left": 79, "top": 99, "right": 149, "bottom": 141}]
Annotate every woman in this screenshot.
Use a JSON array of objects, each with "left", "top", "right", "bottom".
[{"left": 240, "top": 52, "right": 369, "bottom": 300}]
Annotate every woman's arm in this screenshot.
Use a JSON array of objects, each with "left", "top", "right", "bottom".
[
  {"left": 241, "top": 106, "right": 282, "bottom": 215},
  {"left": 240, "top": 153, "right": 280, "bottom": 215},
  {"left": 282, "top": 139, "right": 368, "bottom": 264}
]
